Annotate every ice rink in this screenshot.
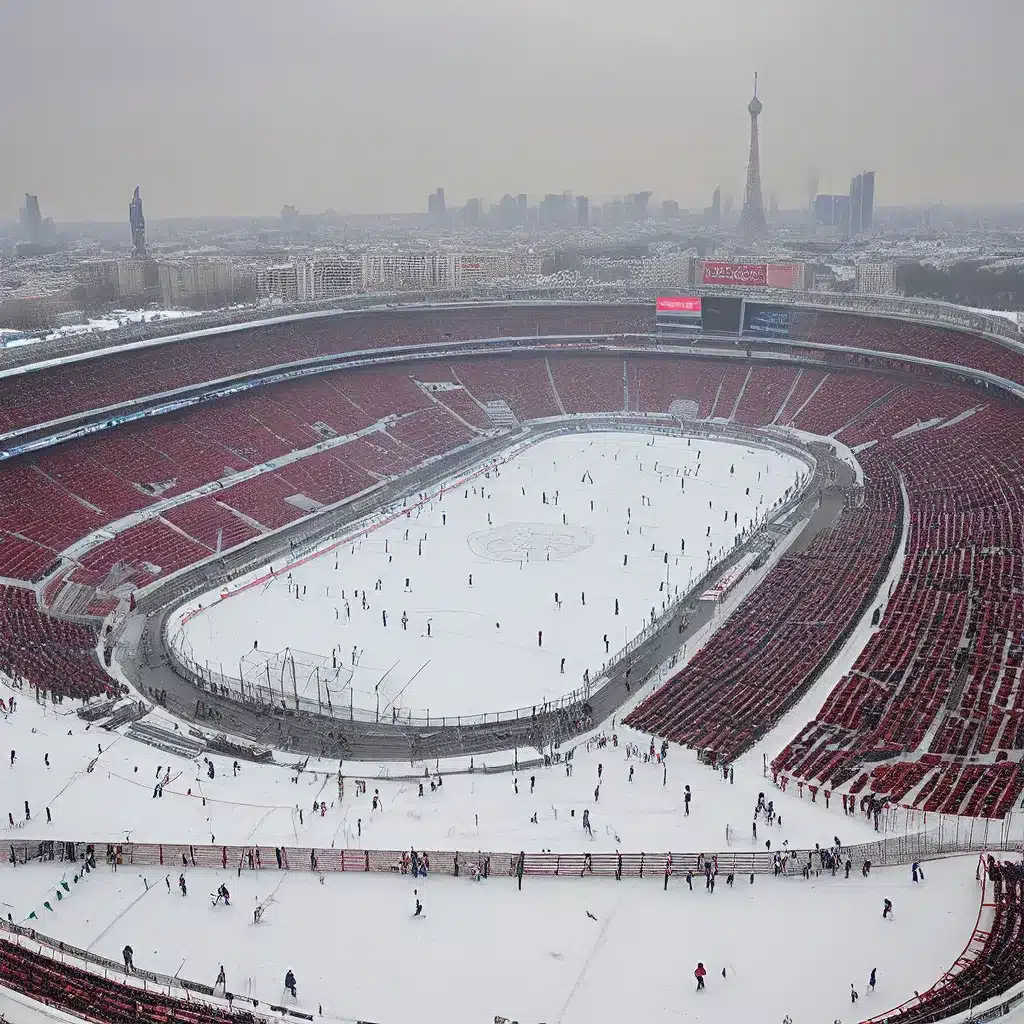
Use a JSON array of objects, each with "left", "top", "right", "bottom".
[
  {"left": 174, "top": 432, "right": 804, "bottom": 718},
  {"left": 3, "top": 856, "right": 982, "bottom": 1024}
]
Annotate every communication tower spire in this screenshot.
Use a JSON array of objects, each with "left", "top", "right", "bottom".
[{"left": 738, "top": 73, "right": 769, "bottom": 241}]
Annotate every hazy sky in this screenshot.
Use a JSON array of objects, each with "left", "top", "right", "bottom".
[{"left": 2, "top": 0, "right": 1022, "bottom": 220}]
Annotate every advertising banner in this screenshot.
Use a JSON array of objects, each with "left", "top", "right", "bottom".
[
  {"left": 655, "top": 296, "right": 702, "bottom": 315},
  {"left": 702, "top": 261, "right": 767, "bottom": 287}
]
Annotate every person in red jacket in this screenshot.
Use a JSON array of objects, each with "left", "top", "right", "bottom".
[{"left": 694, "top": 963, "right": 706, "bottom": 991}]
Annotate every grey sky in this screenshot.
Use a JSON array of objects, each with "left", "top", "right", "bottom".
[{"left": 2, "top": 0, "right": 1021, "bottom": 220}]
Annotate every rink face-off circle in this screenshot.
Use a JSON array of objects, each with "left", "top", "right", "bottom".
[{"left": 467, "top": 522, "right": 594, "bottom": 562}]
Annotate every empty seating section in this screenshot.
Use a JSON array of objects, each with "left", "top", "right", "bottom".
[
  {"left": 387, "top": 407, "right": 475, "bottom": 459},
  {"left": 0, "top": 585, "right": 111, "bottom": 698},
  {"left": 75, "top": 520, "right": 212, "bottom": 589},
  {"left": 217, "top": 473, "right": 306, "bottom": 531},
  {"left": 791, "top": 374, "right": 896, "bottom": 435},
  {"left": 627, "top": 358, "right": 725, "bottom": 416},
  {"left": 808, "top": 312, "right": 1024, "bottom": 386},
  {"left": 0, "top": 938, "right": 237, "bottom": 1024},
  {"left": 0, "top": 464, "right": 103, "bottom": 554},
  {"left": 775, "top": 405, "right": 1024, "bottom": 817},
  {"left": 273, "top": 450, "right": 371, "bottom": 506},
  {"left": 732, "top": 365, "right": 800, "bottom": 425},
  {"left": 625, "top": 465, "right": 901, "bottom": 763},
  {"left": 708, "top": 364, "right": 749, "bottom": 419},
  {"left": 550, "top": 356, "right": 625, "bottom": 413},
  {"left": 834, "top": 385, "right": 974, "bottom": 448},
  {"left": 0, "top": 305, "right": 649, "bottom": 435},
  {"left": 450, "top": 357, "right": 561, "bottom": 420},
  {"left": 427, "top": 384, "right": 492, "bottom": 429},
  {"left": 0, "top": 533, "right": 56, "bottom": 581},
  {"left": 161, "top": 498, "right": 261, "bottom": 552},
  {"left": 774, "top": 369, "right": 827, "bottom": 425}
]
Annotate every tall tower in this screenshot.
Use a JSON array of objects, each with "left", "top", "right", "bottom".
[
  {"left": 129, "top": 186, "right": 146, "bottom": 257},
  {"left": 737, "top": 74, "right": 769, "bottom": 241}
]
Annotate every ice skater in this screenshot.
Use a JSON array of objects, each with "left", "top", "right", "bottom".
[
  {"left": 694, "top": 963, "right": 706, "bottom": 991},
  {"left": 284, "top": 969, "right": 297, "bottom": 999},
  {"left": 413, "top": 889, "right": 423, "bottom": 917},
  {"left": 882, "top": 898, "right": 893, "bottom": 920}
]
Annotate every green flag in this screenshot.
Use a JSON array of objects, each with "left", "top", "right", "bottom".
[
  {"left": 43, "top": 902, "right": 52, "bottom": 912},
  {"left": 27, "top": 912, "right": 37, "bottom": 920},
  {"left": 61, "top": 881, "right": 70, "bottom": 892}
]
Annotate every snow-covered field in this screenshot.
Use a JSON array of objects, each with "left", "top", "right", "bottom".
[
  {"left": 174, "top": 433, "right": 804, "bottom": 718},
  {"left": 3, "top": 853, "right": 983, "bottom": 1024},
  {"left": 0, "top": 688, "right": 882, "bottom": 854}
]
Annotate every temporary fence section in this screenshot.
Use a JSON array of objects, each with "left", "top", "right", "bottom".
[{"left": 6, "top": 833, "right": 1020, "bottom": 883}]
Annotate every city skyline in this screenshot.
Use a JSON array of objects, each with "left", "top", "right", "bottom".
[{"left": 2, "top": 0, "right": 1023, "bottom": 221}]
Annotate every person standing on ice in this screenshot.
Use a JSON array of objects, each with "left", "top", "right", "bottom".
[
  {"left": 882, "top": 898, "right": 893, "bottom": 920},
  {"left": 215, "top": 966, "right": 226, "bottom": 993},
  {"left": 284, "top": 970, "right": 297, "bottom": 998},
  {"left": 178, "top": 874, "right": 187, "bottom": 896},
  {"left": 582, "top": 809, "right": 592, "bottom": 837},
  {"left": 912, "top": 861, "right": 924, "bottom": 883},
  {"left": 413, "top": 890, "right": 423, "bottom": 917},
  {"left": 869, "top": 968, "right": 877, "bottom": 992},
  {"left": 684, "top": 785, "right": 691, "bottom": 816},
  {"left": 694, "top": 963, "right": 706, "bottom": 991}
]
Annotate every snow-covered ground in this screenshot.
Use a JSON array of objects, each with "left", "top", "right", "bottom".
[
  {"left": 174, "top": 433, "right": 804, "bottom": 718},
  {"left": 1, "top": 309, "right": 201, "bottom": 349},
  {"left": 3, "top": 854, "right": 983, "bottom": 1024},
  {"left": 0, "top": 686, "right": 880, "bottom": 854}
]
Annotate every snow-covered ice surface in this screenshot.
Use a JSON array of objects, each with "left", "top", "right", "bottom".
[
  {"left": 2, "top": 855, "right": 983, "bottom": 1024},
  {"left": 175, "top": 433, "right": 803, "bottom": 718}
]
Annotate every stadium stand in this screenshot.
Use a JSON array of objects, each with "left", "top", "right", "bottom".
[
  {"left": 625, "top": 462, "right": 902, "bottom": 763},
  {"left": 0, "top": 939, "right": 238, "bottom": 1024},
  {"left": 0, "top": 306, "right": 649, "bottom": 434},
  {"left": 0, "top": 585, "right": 113, "bottom": 699}
]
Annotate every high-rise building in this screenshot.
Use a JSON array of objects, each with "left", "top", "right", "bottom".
[
  {"left": 710, "top": 186, "right": 721, "bottom": 225},
  {"left": 737, "top": 74, "right": 769, "bottom": 240},
  {"left": 20, "top": 194, "right": 43, "bottom": 242},
  {"left": 129, "top": 186, "right": 146, "bottom": 257},
  {"left": 625, "top": 192, "right": 651, "bottom": 222},
  {"left": 428, "top": 188, "right": 447, "bottom": 220},
  {"left": 462, "top": 197, "right": 481, "bottom": 226},
  {"left": 576, "top": 195, "right": 589, "bottom": 228},
  {"left": 538, "top": 193, "right": 572, "bottom": 227},
  {"left": 813, "top": 194, "right": 850, "bottom": 232},
  {"left": 849, "top": 171, "right": 875, "bottom": 235}
]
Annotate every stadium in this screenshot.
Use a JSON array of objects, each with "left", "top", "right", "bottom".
[{"left": 3, "top": 283, "right": 1024, "bottom": 1024}]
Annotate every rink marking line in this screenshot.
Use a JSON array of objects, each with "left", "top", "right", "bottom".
[
  {"left": 86, "top": 879, "right": 159, "bottom": 952},
  {"left": 553, "top": 893, "right": 625, "bottom": 1024}
]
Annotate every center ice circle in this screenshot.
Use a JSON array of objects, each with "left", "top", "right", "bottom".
[{"left": 467, "top": 522, "right": 594, "bottom": 562}]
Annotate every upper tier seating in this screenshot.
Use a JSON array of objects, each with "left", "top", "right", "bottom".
[{"left": 0, "top": 306, "right": 649, "bottom": 434}]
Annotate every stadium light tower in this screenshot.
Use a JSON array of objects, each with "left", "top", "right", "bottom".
[{"left": 737, "top": 73, "right": 769, "bottom": 241}]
